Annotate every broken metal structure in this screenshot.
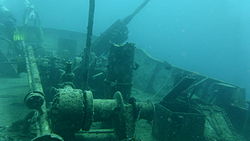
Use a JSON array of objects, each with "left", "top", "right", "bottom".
[
  {"left": 92, "top": 0, "right": 150, "bottom": 57},
  {"left": 0, "top": 0, "right": 250, "bottom": 141}
]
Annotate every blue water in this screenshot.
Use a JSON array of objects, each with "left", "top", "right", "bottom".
[{"left": 2, "top": 0, "right": 250, "bottom": 98}]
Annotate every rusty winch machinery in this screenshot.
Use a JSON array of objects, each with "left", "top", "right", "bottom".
[{"left": 50, "top": 85, "right": 154, "bottom": 140}]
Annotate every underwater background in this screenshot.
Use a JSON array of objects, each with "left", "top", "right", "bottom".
[{"left": 1, "top": 0, "right": 250, "bottom": 98}]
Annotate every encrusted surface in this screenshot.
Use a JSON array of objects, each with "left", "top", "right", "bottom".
[{"left": 50, "top": 86, "right": 85, "bottom": 136}]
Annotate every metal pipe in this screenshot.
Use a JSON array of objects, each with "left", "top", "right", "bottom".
[
  {"left": 23, "top": 42, "right": 63, "bottom": 141},
  {"left": 25, "top": 45, "right": 44, "bottom": 93},
  {"left": 122, "top": 0, "right": 151, "bottom": 25},
  {"left": 23, "top": 43, "right": 44, "bottom": 110}
]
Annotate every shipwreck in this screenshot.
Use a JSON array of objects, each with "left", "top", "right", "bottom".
[{"left": 0, "top": 0, "right": 249, "bottom": 141}]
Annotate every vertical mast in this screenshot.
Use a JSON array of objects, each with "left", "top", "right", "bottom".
[{"left": 83, "top": 0, "right": 95, "bottom": 89}]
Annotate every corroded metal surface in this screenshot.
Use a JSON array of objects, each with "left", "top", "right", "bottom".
[
  {"left": 50, "top": 85, "right": 85, "bottom": 136},
  {"left": 105, "top": 43, "right": 135, "bottom": 101},
  {"left": 82, "top": 90, "right": 94, "bottom": 130},
  {"left": 50, "top": 86, "right": 154, "bottom": 140},
  {"left": 23, "top": 43, "right": 63, "bottom": 141},
  {"left": 23, "top": 44, "right": 45, "bottom": 109}
]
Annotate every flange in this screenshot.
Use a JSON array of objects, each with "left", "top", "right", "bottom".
[
  {"left": 24, "top": 91, "right": 44, "bottom": 109},
  {"left": 82, "top": 90, "right": 94, "bottom": 130}
]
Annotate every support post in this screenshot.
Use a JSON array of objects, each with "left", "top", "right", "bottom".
[
  {"left": 83, "top": 0, "right": 95, "bottom": 89},
  {"left": 105, "top": 43, "right": 135, "bottom": 101}
]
